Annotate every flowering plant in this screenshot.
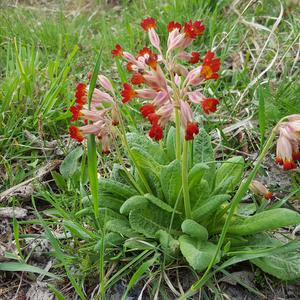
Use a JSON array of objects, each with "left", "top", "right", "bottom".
[{"left": 63, "top": 17, "right": 300, "bottom": 297}]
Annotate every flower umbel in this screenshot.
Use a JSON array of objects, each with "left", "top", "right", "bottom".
[{"left": 113, "top": 17, "right": 221, "bottom": 141}]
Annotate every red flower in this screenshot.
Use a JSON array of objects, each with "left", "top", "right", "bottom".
[
  {"left": 184, "top": 20, "right": 205, "bottom": 39},
  {"left": 70, "top": 105, "right": 82, "bottom": 121},
  {"left": 131, "top": 73, "right": 145, "bottom": 85},
  {"left": 140, "top": 104, "right": 156, "bottom": 118},
  {"left": 149, "top": 125, "right": 163, "bottom": 141},
  {"left": 121, "top": 83, "right": 136, "bottom": 103},
  {"left": 200, "top": 50, "right": 221, "bottom": 80},
  {"left": 137, "top": 47, "right": 152, "bottom": 58},
  {"left": 167, "top": 21, "right": 182, "bottom": 32},
  {"left": 147, "top": 113, "right": 159, "bottom": 125},
  {"left": 111, "top": 44, "right": 123, "bottom": 57},
  {"left": 201, "top": 98, "right": 219, "bottom": 114},
  {"left": 75, "top": 83, "right": 87, "bottom": 106},
  {"left": 141, "top": 17, "right": 156, "bottom": 31},
  {"left": 189, "top": 52, "right": 200, "bottom": 64},
  {"left": 185, "top": 122, "right": 199, "bottom": 140},
  {"left": 127, "top": 62, "right": 134, "bottom": 72},
  {"left": 69, "top": 126, "right": 84, "bottom": 143},
  {"left": 264, "top": 192, "right": 273, "bottom": 200},
  {"left": 292, "top": 151, "right": 300, "bottom": 161},
  {"left": 275, "top": 156, "right": 297, "bottom": 170},
  {"left": 283, "top": 160, "right": 297, "bottom": 170},
  {"left": 146, "top": 53, "right": 158, "bottom": 70}
]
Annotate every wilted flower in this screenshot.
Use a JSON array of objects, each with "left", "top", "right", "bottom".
[
  {"left": 275, "top": 116, "right": 300, "bottom": 170},
  {"left": 250, "top": 180, "right": 273, "bottom": 200}
]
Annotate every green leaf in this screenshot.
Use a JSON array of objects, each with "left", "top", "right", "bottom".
[
  {"left": 188, "top": 163, "right": 209, "bottom": 189},
  {"left": 226, "top": 208, "right": 300, "bottom": 235},
  {"left": 51, "top": 171, "right": 67, "bottom": 191},
  {"left": 127, "top": 132, "right": 168, "bottom": 165},
  {"left": 60, "top": 147, "right": 83, "bottom": 178},
  {"left": 190, "top": 179, "right": 210, "bottom": 209},
  {"left": 64, "top": 220, "right": 95, "bottom": 240},
  {"left": 124, "top": 239, "right": 156, "bottom": 250},
  {"left": 106, "top": 219, "right": 137, "bottom": 237},
  {"left": 192, "top": 194, "right": 231, "bottom": 221},
  {"left": 131, "top": 146, "right": 162, "bottom": 176},
  {"left": 251, "top": 250, "right": 300, "bottom": 280},
  {"left": 156, "top": 230, "right": 179, "bottom": 259},
  {"left": 193, "top": 128, "right": 215, "bottom": 188},
  {"left": 166, "top": 126, "right": 177, "bottom": 161},
  {"left": 160, "top": 160, "right": 182, "bottom": 207},
  {"left": 144, "top": 193, "right": 181, "bottom": 214},
  {"left": 120, "top": 195, "right": 149, "bottom": 215},
  {"left": 129, "top": 204, "right": 181, "bottom": 238},
  {"left": 181, "top": 219, "right": 208, "bottom": 241},
  {"left": 99, "top": 179, "right": 138, "bottom": 199},
  {"left": 179, "top": 235, "right": 220, "bottom": 272},
  {"left": 0, "top": 262, "right": 59, "bottom": 279},
  {"left": 215, "top": 156, "right": 244, "bottom": 192}
]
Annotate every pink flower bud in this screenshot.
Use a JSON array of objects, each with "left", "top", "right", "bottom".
[
  {"left": 136, "top": 88, "right": 158, "bottom": 100},
  {"left": 97, "top": 75, "right": 114, "bottom": 95},
  {"left": 180, "top": 100, "right": 193, "bottom": 127},
  {"left": 187, "top": 66, "right": 202, "bottom": 86},
  {"left": 148, "top": 28, "right": 161, "bottom": 52},
  {"left": 187, "top": 91, "right": 204, "bottom": 104}
]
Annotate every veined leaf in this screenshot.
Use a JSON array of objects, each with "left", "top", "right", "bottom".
[
  {"left": 160, "top": 160, "right": 182, "bottom": 208},
  {"left": 99, "top": 179, "right": 138, "bottom": 199},
  {"left": 251, "top": 250, "right": 300, "bottom": 280},
  {"left": 179, "top": 235, "right": 220, "bottom": 272},
  {"left": 127, "top": 132, "right": 168, "bottom": 165},
  {"left": 156, "top": 230, "right": 179, "bottom": 260},
  {"left": 193, "top": 128, "right": 215, "bottom": 188},
  {"left": 192, "top": 194, "right": 231, "bottom": 221},
  {"left": 188, "top": 163, "right": 209, "bottom": 189},
  {"left": 106, "top": 219, "right": 137, "bottom": 238},
  {"left": 144, "top": 193, "right": 181, "bottom": 214},
  {"left": 226, "top": 208, "right": 300, "bottom": 235},
  {"left": 130, "top": 146, "right": 162, "bottom": 176},
  {"left": 190, "top": 179, "right": 210, "bottom": 209},
  {"left": 181, "top": 219, "right": 208, "bottom": 241},
  {"left": 120, "top": 195, "right": 149, "bottom": 215},
  {"left": 166, "top": 127, "right": 177, "bottom": 161},
  {"left": 215, "top": 156, "right": 244, "bottom": 192},
  {"left": 129, "top": 204, "right": 181, "bottom": 238},
  {"left": 60, "top": 147, "right": 83, "bottom": 178}
]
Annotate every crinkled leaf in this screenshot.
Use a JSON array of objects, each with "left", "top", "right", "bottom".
[
  {"left": 181, "top": 219, "right": 208, "bottom": 241},
  {"left": 106, "top": 219, "right": 137, "bottom": 237},
  {"left": 166, "top": 126, "right": 177, "bottom": 161},
  {"left": 129, "top": 204, "right": 181, "bottom": 238},
  {"left": 215, "top": 156, "right": 244, "bottom": 192},
  {"left": 131, "top": 146, "right": 162, "bottom": 176},
  {"left": 156, "top": 230, "right": 179, "bottom": 260},
  {"left": 144, "top": 193, "right": 181, "bottom": 214},
  {"left": 251, "top": 250, "right": 300, "bottom": 280},
  {"left": 127, "top": 132, "right": 168, "bottom": 165},
  {"left": 226, "top": 208, "right": 300, "bottom": 235},
  {"left": 179, "top": 235, "right": 220, "bottom": 272},
  {"left": 160, "top": 160, "right": 182, "bottom": 207},
  {"left": 192, "top": 194, "right": 231, "bottom": 221},
  {"left": 60, "top": 147, "right": 83, "bottom": 178},
  {"left": 99, "top": 179, "right": 138, "bottom": 199},
  {"left": 120, "top": 196, "right": 149, "bottom": 215},
  {"left": 190, "top": 179, "right": 210, "bottom": 209},
  {"left": 188, "top": 163, "right": 209, "bottom": 190},
  {"left": 193, "top": 128, "right": 215, "bottom": 188}
]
